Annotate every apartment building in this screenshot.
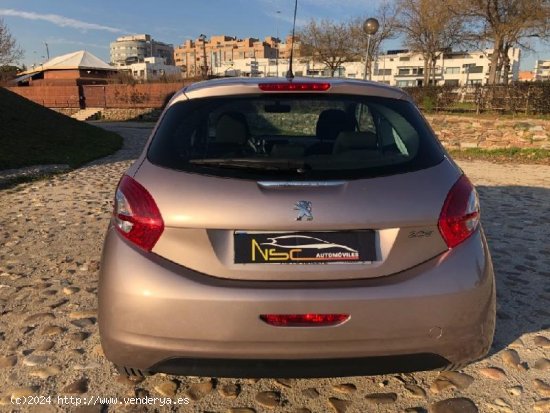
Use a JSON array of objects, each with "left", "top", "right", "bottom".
[
  {"left": 370, "top": 48, "right": 521, "bottom": 87},
  {"left": 173, "top": 35, "right": 304, "bottom": 78},
  {"left": 110, "top": 34, "right": 175, "bottom": 66},
  {"left": 534, "top": 60, "right": 550, "bottom": 81}
]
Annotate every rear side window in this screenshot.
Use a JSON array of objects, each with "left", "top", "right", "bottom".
[{"left": 147, "top": 94, "right": 443, "bottom": 180}]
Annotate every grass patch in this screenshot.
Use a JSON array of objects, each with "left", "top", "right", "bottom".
[
  {"left": 428, "top": 111, "right": 550, "bottom": 120},
  {"left": 449, "top": 147, "right": 550, "bottom": 165},
  {"left": 0, "top": 87, "right": 122, "bottom": 170}
]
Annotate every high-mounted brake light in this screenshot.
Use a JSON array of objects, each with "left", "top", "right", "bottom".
[
  {"left": 259, "top": 83, "right": 331, "bottom": 92},
  {"left": 113, "top": 175, "right": 164, "bottom": 251},
  {"left": 260, "top": 314, "right": 349, "bottom": 327},
  {"left": 438, "top": 175, "right": 480, "bottom": 248}
]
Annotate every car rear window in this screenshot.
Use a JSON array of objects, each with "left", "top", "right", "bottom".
[{"left": 147, "top": 94, "right": 444, "bottom": 180}]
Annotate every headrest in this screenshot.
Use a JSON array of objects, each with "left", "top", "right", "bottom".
[
  {"left": 215, "top": 112, "right": 249, "bottom": 144},
  {"left": 333, "top": 131, "right": 378, "bottom": 154},
  {"left": 315, "top": 109, "right": 355, "bottom": 141}
]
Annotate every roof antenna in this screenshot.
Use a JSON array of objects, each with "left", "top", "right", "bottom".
[{"left": 286, "top": 0, "right": 298, "bottom": 81}]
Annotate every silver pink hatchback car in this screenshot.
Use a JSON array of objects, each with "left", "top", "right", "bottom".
[{"left": 99, "top": 77, "right": 495, "bottom": 378}]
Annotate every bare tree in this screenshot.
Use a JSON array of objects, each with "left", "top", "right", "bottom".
[
  {"left": 297, "top": 19, "right": 356, "bottom": 77},
  {"left": 459, "top": 0, "right": 550, "bottom": 84},
  {"left": 349, "top": 1, "right": 399, "bottom": 78},
  {"left": 0, "top": 18, "right": 23, "bottom": 66},
  {"left": 395, "top": 0, "right": 467, "bottom": 86}
]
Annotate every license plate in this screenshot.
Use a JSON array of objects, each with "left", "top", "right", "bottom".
[{"left": 234, "top": 231, "right": 376, "bottom": 264}]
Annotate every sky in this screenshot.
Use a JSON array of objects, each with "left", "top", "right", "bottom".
[{"left": 1, "top": 0, "right": 548, "bottom": 71}]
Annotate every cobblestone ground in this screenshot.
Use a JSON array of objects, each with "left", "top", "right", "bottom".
[{"left": 0, "top": 123, "right": 549, "bottom": 413}]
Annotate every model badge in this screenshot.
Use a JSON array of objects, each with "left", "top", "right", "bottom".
[{"left": 294, "top": 200, "right": 313, "bottom": 221}]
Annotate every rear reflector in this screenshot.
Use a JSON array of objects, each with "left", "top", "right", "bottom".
[
  {"left": 260, "top": 314, "right": 349, "bottom": 327},
  {"left": 259, "top": 82, "right": 331, "bottom": 92}
]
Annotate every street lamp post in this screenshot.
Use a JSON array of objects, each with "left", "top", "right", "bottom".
[
  {"left": 363, "top": 18, "right": 379, "bottom": 80},
  {"left": 276, "top": 10, "right": 281, "bottom": 77},
  {"left": 199, "top": 34, "right": 208, "bottom": 79}
]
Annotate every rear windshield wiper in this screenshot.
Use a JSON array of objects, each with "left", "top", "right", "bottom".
[{"left": 189, "top": 158, "right": 311, "bottom": 172}]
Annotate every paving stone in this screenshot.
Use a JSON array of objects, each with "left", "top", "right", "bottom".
[
  {"left": 36, "top": 340, "right": 55, "bottom": 351},
  {"left": 365, "top": 392, "right": 398, "bottom": 405},
  {"left": 22, "top": 354, "right": 48, "bottom": 367},
  {"left": 507, "top": 386, "right": 523, "bottom": 397},
  {"left": 429, "top": 397, "right": 479, "bottom": 413},
  {"left": 154, "top": 380, "right": 178, "bottom": 397},
  {"left": 187, "top": 380, "right": 213, "bottom": 401},
  {"left": 479, "top": 367, "right": 507, "bottom": 380},
  {"left": 534, "top": 399, "right": 550, "bottom": 412},
  {"left": 430, "top": 379, "right": 455, "bottom": 394},
  {"left": 328, "top": 397, "right": 352, "bottom": 413},
  {"left": 0, "top": 355, "right": 17, "bottom": 368},
  {"left": 10, "top": 386, "right": 40, "bottom": 398},
  {"left": 332, "top": 383, "right": 357, "bottom": 394},
  {"left": 534, "top": 336, "right": 550, "bottom": 348},
  {"left": 41, "top": 325, "right": 64, "bottom": 336},
  {"left": 438, "top": 371, "right": 475, "bottom": 390},
  {"left": 63, "top": 286, "right": 80, "bottom": 295},
  {"left": 30, "top": 366, "right": 61, "bottom": 379},
  {"left": 219, "top": 383, "right": 241, "bottom": 399},
  {"left": 67, "top": 331, "right": 90, "bottom": 342},
  {"left": 115, "top": 375, "right": 145, "bottom": 386},
  {"left": 24, "top": 312, "right": 55, "bottom": 323},
  {"left": 501, "top": 349, "right": 521, "bottom": 368},
  {"left": 302, "top": 388, "right": 320, "bottom": 399},
  {"left": 534, "top": 358, "right": 550, "bottom": 371},
  {"left": 534, "top": 380, "right": 550, "bottom": 397},
  {"left": 61, "top": 378, "right": 88, "bottom": 394},
  {"left": 275, "top": 378, "right": 293, "bottom": 388},
  {"left": 404, "top": 384, "right": 427, "bottom": 398},
  {"left": 255, "top": 391, "right": 280, "bottom": 408},
  {"left": 70, "top": 318, "right": 95, "bottom": 328},
  {"left": 69, "top": 310, "right": 97, "bottom": 319}
]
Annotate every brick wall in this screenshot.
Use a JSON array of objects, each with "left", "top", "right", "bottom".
[
  {"left": 6, "top": 82, "right": 192, "bottom": 109},
  {"left": 83, "top": 83, "right": 189, "bottom": 108},
  {"left": 6, "top": 86, "right": 80, "bottom": 108}
]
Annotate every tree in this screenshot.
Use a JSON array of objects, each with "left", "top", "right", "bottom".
[
  {"left": 0, "top": 18, "right": 23, "bottom": 66},
  {"left": 460, "top": 0, "right": 550, "bottom": 84},
  {"left": 395, "top": 0, "right": 467, "bottom": 86},
  {"left": 297, "top": 19, "right": 357, "bottom": 77},
  {"left": 349, "top": 1, "right": 399, "bottom": 79}
]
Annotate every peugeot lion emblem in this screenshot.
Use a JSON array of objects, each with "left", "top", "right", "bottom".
[{"left": 294, "top": 200, "right": 313, "bottom": 221}]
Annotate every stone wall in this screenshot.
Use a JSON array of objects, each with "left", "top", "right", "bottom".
[
  {"left": 52, "top": 108, "right": 80, "bottom": 117},
  {"left": 98, "top": 108, "right": 162, "bottom": 121},
  {"left": 426, "top": 115, "right": 550, "bottom": 150}
]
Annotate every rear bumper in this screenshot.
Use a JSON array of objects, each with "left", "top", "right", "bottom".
[{"left": 99, "top": 227, "right": 495, "bottom": 378}]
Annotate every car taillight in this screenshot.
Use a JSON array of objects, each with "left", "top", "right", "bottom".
[
  {"left": 438, "top": 175, "right": 480, "bottom": 248},
  {"left": 113, "top": 175, "right": 164, "bottom": 251},
  {"left": 259, "top": 82, "right": 331, "bottom": 91},
  {"left": 260, "top": 314, "right": 350, "bottom": 327}
]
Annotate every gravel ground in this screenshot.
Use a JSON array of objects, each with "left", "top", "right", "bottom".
[{"left": 0, "top": 122, "right": 548, "bottom": 413}]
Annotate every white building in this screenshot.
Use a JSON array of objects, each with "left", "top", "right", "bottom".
[
  {"left": 534, "top": 60, "right": 550, "bottom": 81},
  {"left": 211, "top": 48, "right": 521, "bottom": 87},
  {"left": 118, "top": 57, "right": 182, "bottom": 81},
  {"left": 370, "top": 49, "right": 521, "bottom": 87}
]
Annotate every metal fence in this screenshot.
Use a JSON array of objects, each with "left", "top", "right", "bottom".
[{"left": 403, "top": 82, "right": 550, "bottom": 115}]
